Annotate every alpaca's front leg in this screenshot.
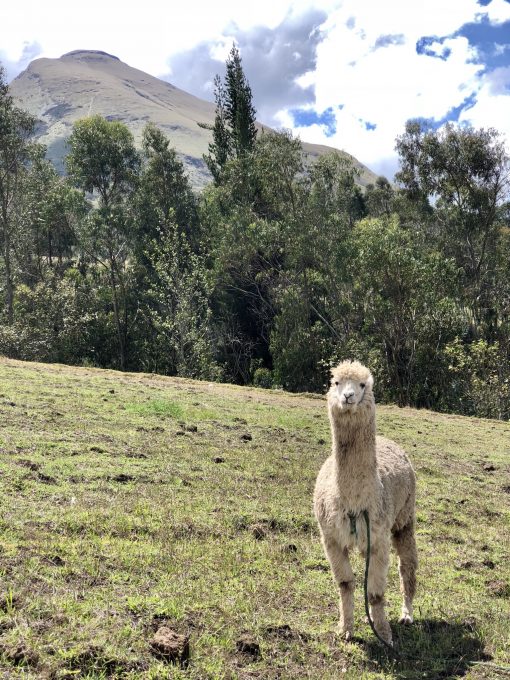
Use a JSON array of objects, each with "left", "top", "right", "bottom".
[
  {"left": 365, "top": 539, "right": 393, "bottom": 645},
  {"left": 322, "top": 535, "right": 355, "bottom": 640}
]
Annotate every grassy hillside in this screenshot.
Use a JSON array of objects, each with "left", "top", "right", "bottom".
[{"left": 0, "top": 357, "right": 508, "bottom": 679}]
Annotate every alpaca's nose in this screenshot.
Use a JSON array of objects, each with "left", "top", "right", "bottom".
[{"left": 344, "top": 390, "right": 355, "bottom": 402}]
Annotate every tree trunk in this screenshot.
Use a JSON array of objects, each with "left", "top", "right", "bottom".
[
  {"left": 48, "top": 230, "right": 53, "bottom": 268},
  {"left": 109, "top": 264, "right": 126, "bottom": 371},
  {"left": 4, "top": 231, "right": 14, "bottom": 324}
]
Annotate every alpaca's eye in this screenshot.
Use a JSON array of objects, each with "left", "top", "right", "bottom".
[
  {"left": 360, "top": 383, "right": 366, "bottom": 389},
  {"left": 335, "top": 381, "right": 339, "bottom": 386}
]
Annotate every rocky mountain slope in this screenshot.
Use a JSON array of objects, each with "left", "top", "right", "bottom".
[{"left": 9, "top": 50, "right": 379, "bottom": 189}]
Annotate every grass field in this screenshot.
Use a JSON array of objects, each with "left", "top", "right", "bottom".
[{"left": 0, "top": 357, "right": 508, "bottom": 679}]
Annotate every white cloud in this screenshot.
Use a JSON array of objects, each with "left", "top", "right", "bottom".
[
  {"left": 482, "top": 0, "right": 510, "bottom": 23},
  {"left": 1, "top": 0, "right": 335, "bottom": 78},
  {"left": 460, "top": 66, "right": 510, "bottom": 144},
  {"left": 275, "top": 0, "right": 510, "bottom": 176}
]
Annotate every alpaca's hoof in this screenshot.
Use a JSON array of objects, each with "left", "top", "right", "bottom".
[
  {"left": 374, "top": 624, "right": 393, "bottom": 646},
  {"left": 338, "top": 624, "right": 353, "bottom": 642},
  {"left": 377, "top": 629, "right": 393, "bottom": 646},
  {"left": 399, "top": 613, "right": 413, "bottom": 625}
]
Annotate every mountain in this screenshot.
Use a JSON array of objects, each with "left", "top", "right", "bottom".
[{"left": 9, "top": 50, "right": 379, "bottom": 189}]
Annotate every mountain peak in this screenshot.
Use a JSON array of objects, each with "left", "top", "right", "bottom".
[
  {"left": 61, "top": 50, "right": 120, "bottom": 61},
  {"left": 9, "top": 51, "right": 378, "bottom": 190}
]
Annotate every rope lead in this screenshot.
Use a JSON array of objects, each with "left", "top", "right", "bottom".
[{"left": 362, "top": 510, "right": 396, "bottom": 653}]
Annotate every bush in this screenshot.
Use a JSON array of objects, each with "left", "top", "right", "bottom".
[
  {"left": 253, "top": 367, "right": 273, "bottom": 389},
  {"left": 0, "top": 271, "right": 95, "bottom": 365},
  {"left": 443, "top": 338, "right": 510, "bottom": 419}
]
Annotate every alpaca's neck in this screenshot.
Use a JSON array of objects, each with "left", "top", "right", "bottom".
[{"left": 331, "top": 409, "right": 380, "bottom": 513}]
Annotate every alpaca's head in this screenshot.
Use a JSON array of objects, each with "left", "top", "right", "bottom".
[{"left": 328, "top": 360, "right": 374, "bottom": 415}]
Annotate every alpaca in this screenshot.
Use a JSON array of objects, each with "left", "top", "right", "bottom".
[{"left": 313, "top": 360, "right": 417, "bottom": 645}]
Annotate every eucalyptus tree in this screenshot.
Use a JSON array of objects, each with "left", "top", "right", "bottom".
[
  {"left": 347, "top": 215, "right": 461, "bottom": 408},
  {"left": 0, "top": 65, "right": 37, "bottom": 322},
  {"left": 66, "top": 115, "right": 140, "bottom": 370},
  {"left": 395, "top": 121, "right": 510, "bottom": 330},
  {"left": 365, "top": 176, "right": 395, "bottom": 217},
  {"left": 143, "top": 222, "right": 218, "bottom": 379},
  {"left": 20, "top": 151, "right": 85, "bottom": 280},
  {"left": 136, "top": 123, "right": 198, "bottom": 248}
]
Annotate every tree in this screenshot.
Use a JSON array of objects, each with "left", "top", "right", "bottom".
[
  {"left": 224, "top": 44, "right": 257, "bottom": 157},
  {"left": 365, "top": 176, "right": 395, "bottom": 217},
  {"left": 204, "top": 44, "right": 257, "bottom": 184},
  {"left": 395, "top": 121, "right": 510, "bottom": 329},
  {"left": 20, "top": 151, "right": 84, "bottom": 280},
  {"left": 66, "top": 115, "right": 139, "bottom": 203},
  {"left": 136, "top": 123, "right": 198, "bottom": 247},
  {"left": 347, "top": 215, "right": 461, "bottom": 407},
  {"left": 267, "top": 151, "right": 365, "bottom": 392},
  {"left": 37, "top": 176, "right": 85, "bottom": 269},
  {"left": 0, "top": 65, "right": 37, "bottom": 322},
  {"left": 204, "top": 75, "right": 232, "bottom": 183},
  {"left": 66, "top": 116, "right": 140, "bottom": 370},
  {"left": 254, "top": 129, "right": 304, "bottom": 221},
  {"left": 144, "top": 222, "right": 219, "bottom": 379}
]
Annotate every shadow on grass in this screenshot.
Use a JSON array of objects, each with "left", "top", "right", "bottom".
[{"left": 364, "top": 618, "right": 489, "bottom": 679}]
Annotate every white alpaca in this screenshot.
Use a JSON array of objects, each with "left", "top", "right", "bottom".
[{"left": 313, "top": 361, "right": 417, "bottom": 645}]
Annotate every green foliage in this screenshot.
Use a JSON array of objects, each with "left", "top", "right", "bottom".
[
  {"left": 0, "top": 65, "right": 38, "bottom": 322},
  {"left": 395, "top": 121, "right": 510, "bottom": 327},
  {"left": 0, "top": 270, "right": 93, "bottom": 363},
  {"left": 137, "top": 123, "right": 198, "bottom": 241},
  {"left": 254, "top": 129, "right": 304, "bottom": 220},
  {"left": 346, "top": 215, "right": 463, "bottom": 406},
  {"left": 144, "top": 222, "right": 220, "bottom": 380},
  {"left": 271, "top": 281, "right": 331, "bottom": 392},
  {"left": 443, "top": 337, "right": 510, "bottom": 418},
  {"left": 306, "top": 152, "right": 366, "bottom": 229},
  {"left": 252, "top": 366, "right": 273, "bottom": 389},
  {"left": 224, "top": 44, "right": 257, "bottom": 157},
  {"left": 365, "top": 176, "right": 395, "bottom": 217},
  {"left": 204, "top": 75, "right": 233, "bottom": 183},
  {"left": 66, "top": 115, "right": 140, "bottom": 201},
  {"left": 21, "top": 154, "right": 85, "bottom": 278}
]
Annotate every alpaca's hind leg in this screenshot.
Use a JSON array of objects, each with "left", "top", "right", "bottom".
[
  {"left": 392, "top": 520, "right": 418, "bottom": 624},
  {"left": 322, "top": 534, "right": 355, "bottom": 640},
  {"left": 365, "top": 538, "right": 393, "bottom": 645}
]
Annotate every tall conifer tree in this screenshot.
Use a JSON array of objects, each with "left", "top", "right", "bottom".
[
  {"left": 204, "top": 44, "right": 257, "bottom": 183},
  {"left": 224, "top": 44, "right": 257, "bottom": 157}
]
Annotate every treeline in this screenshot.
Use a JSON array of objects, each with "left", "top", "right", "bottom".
[{"left": 1, "top": 48, "right": 510, "bottom": 418}]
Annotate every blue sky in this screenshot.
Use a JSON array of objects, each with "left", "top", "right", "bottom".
[{"left": 1, "top": 0, "right": 509, "bottom": 177}]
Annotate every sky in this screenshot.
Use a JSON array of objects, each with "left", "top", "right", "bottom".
[{"left": 1, "top": 0, "right": 510, "bottom": 178}]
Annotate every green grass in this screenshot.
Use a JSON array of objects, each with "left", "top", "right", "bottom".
[{"left": 0, "top": 357, "right": 508, "bottom": 679}]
